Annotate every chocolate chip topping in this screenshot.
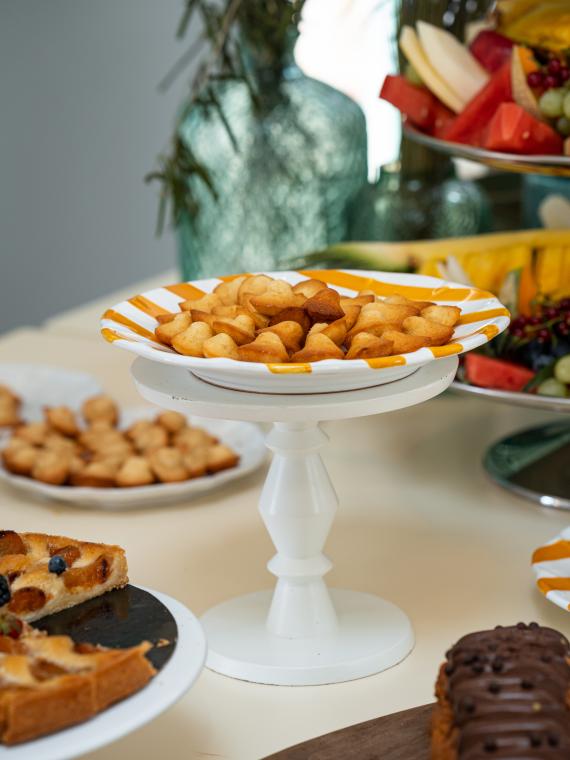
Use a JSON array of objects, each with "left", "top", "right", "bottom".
[{"left": 443, "top": 624, "right": 570, "bottom": 759}]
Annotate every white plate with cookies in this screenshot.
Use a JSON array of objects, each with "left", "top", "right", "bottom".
[
  {"left": 0, "top": 396, "right": 266, "bottom": 510},
  {"left": 100, "top": 269, "right": 510, "bottom": 394}
]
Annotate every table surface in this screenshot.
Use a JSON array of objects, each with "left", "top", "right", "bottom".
[{"left": 1, "top": 273, "right": 569, "bottom": 759}]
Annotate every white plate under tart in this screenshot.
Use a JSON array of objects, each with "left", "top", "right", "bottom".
[
  {"left": 0, "top": 585, "right": 206, "bottom": 760},
  {"left": 100, "top": 269, "right": 510, "bottom": 394}
]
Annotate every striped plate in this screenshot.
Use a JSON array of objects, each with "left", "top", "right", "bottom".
[
  {"left": 100, "top": 270, "right": 510, "bottom": 394},
  {"left": 532, "top": 529, "right": 570, "bottom": 613}
]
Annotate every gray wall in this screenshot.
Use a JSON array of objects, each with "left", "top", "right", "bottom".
[{"left": 0, "top": 0, "right": 200, "bottom": 332}]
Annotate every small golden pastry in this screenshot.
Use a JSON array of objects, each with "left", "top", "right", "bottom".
[
  {"left": 43, "top": 432, "right": 80, "bottom": 455},
  {"left": 212, "top": 314, "right": 256, "bottom": 345},
  {"left": 148, "top": 447, "right": 189, "bottom": 483},
  {"left": 82, "top": 395, "right": 119, "bottom": 427},
  {"left": 179, "top": 293, "right": 221, "bottom": 313},
  {"left": 174, "top": 427, "right": 217, "bottom": 452},
  {"left": 155, "top": 311, "right": 192, "bottom": 345},
  {"left": 155, "top": 411, "right": 187, "bottom": 434},
  {"left": 342, "top": 304, "right": 361, "bottom": 331},
  {"left": 238, "top": 333, "right": 289, "bottom": 363},
  {"left": 189, "top": 309, "right": 216, "bottom": 328},
  {"left": 213, "top": 275, "right": 247, "bottom": 306},
  {"left": 259, "top": 321, "right": 304, "bottom": 353},
  {"left": 115, "top": 456, "right": 155, "bottom": 487},
  {"left": 202, "top": 333, "right": 240, "bottom": 360},
  {"left": 155, "top": 311, "right": 176, "bottom": 324},
  {"left": 79, "top": 427, "right": 128, "bottom": 454},
  {"left": 130, "top": 424, "right": 169, "bottom": 454},
  {"left": 71, "top": 459, "right": 118, "bottom": 488},
  {"left": 421, "top": 304, "right": 461, "bottom": 327},
  {"left": 2, "top": 442, "right": 39, "bottom": 476},
  {"left": 249, "top": 281, "right": 305, "bottom": 316},
  {"left": 291, "top": 333, "right": 344, "bottom": 362},
  {"left": 384, "top": 294, "right": 434, "bottom": 311},
  {"left": 345, "top": 332, "right": 394, "bottom": 360},
  {"left": 268, "top": 307, "right": 311, "bottom": 336},
  {"left": 206, "top": 444, "right": 240, "bottom": 473},
  {"left": 304, "top": 288, "right": 345, "bottom": 323},
  {"left": 340, "top": 294, "right": 375, "bottom": 310},
  {"left": 44, "top": 406, "right": 80, "bottom": 438},
  {"left": 13, "top": 423, "right": 49, "bottom": 447},
  {"left": 0, "top": 388, "right": 21, "bottom": 428},
  {"left": 321, "top": 317, "right": 348, "bottom": 347},
  {"left": 292, "top": 279, "right": 328, "bottom": 299},
  {"left": 182, "top": 447, "right": 208, "bottom": 478},
  {"left": 402, "top": 316, "right": 454, "bottom": 346},
  {"left": 382, "top": 330, "right": 431, "bottom": 354},
  {"left": 171, "top": 322, "right": 214, "bottom": 357},
  {"left": 237, "top": 274, "right": 273, "bottom": 307},
  {"left": 31, "top": 450, "right": 70, "bottom": 486}
]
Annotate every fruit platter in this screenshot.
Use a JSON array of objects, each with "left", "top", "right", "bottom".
[{"left": 381, "top": 0, "right": 570, "bottom": 174}]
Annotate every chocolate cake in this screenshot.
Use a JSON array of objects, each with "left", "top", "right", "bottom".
[{"left": 432, "top": 623, "right": 570, "bottom": 758}]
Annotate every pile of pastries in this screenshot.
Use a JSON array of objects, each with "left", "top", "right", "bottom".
[
  {"left": 155, "top": 275, "right": 462, "bottom": 362},
  {"left": 0, "top": 390, "right": 239, "bottom": 487}
]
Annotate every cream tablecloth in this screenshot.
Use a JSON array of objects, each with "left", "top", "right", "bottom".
[{"left": 0, "top": 274, "right": 567, "bottom": 759}]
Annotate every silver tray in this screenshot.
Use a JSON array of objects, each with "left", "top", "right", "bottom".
[
  {"left": 451, "top": 379, "right": 570, "bottom": 413},
  {"left": 404, "top": 125, "right": 570, "bottom": 177}
]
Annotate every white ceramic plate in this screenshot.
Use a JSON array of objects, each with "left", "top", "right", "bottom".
[
  {"left": 452, "top": 379, "right": 570, "bottom": 413},
  {"left": 0, "top": 364, "right": 102, "bottom": 424},
  {"left": 0, "top": 585, "right": 206, "bottom": 760},
  {"left": 532, "top": 529, "right": 570, "bottom": 613},
  {"left": 0, "top": 408, "right": 266, "bottom": 510},
  {"left": 100, "top": 269, "right": 510, "bottom": 394}
]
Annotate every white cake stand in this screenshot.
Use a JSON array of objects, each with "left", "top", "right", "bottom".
[{"left": 131, "top": 356, "right": 458, "bottom": 686}]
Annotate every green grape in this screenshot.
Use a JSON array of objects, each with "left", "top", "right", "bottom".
[
  {"left": 537, "top": 378, "right": 567, "bottom": 398},
  {"left": 405, "top": 63, "right": 423, "bottom": 87},
  {"left": 563, "top": 91, "right": 570, "bottom": 119},
  {"left": 539, "top": 88, "right": 565, "bottom": 118},
  {"left": 554, "top": 354, "right": 570, "bottom": 384},
  {"left": 557, "top": 117, "right": 570, "bottom": 136}
]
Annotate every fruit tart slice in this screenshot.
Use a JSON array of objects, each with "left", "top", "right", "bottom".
[
  {"left": 0, "top": 613, "right": 155, "bottom": 744},
  {"left": 0, "top": 531, "right": 128, "bottom": 622}
]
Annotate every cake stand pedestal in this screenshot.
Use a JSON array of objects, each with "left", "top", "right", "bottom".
[{"left": 131, "top": 356, "right": 458, "bottom": 686}]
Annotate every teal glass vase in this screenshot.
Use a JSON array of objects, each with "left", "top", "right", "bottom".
[{"left": 176, "top": 41, "right": 368, "bottom": 279}]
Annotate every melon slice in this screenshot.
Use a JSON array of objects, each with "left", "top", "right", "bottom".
[
  {"left": 399, "top": 26, "right": 465, "bottom": 114},
  {"left": 416, "top": 21, "right": 489, "bottom": 106},
  {"left": 511, "top": 45, "right": 541, "bottom": 120}
]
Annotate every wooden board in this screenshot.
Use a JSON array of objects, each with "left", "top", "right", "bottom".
[{"left": 265, "top": 703, "right": 433, "bottom": 760}]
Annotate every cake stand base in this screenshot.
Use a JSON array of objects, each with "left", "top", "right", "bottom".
[
  {"left": 131, "top": 356, "right": 458, "bottom": 686},
  {"left": 202, "top": 589, "right": 413, "bottom": 686},
  {"left": 484, "top": 421, "right": 570, "bottom": 510}
]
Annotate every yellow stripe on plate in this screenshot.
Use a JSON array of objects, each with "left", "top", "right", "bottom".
[
  {"left": 300, "top": 270, "right": 492, "bottom": 302},
  {"left": 536, "top": 577, "right": 570, "bottom": 595},
  {"left": 366, "top": 356, "right": 406, "bottom": 369},
  {"left": 103, "top": 310, "right": 159, "bottom": 342},
  {"left": 267, "top": 363, "right": 312, "bottom": 374},
  {"left": 459, "top": 307, "right": 510, "bottom": 325},
  {"left": 532, "top": 540, "right": 570, "bottom": 564},
  {"left": 165, "top": 283, "right": 206, "bottom": 300},
  {"left": 128, "top": 295, "right": 168, "bottom": 318},
  {"left": 430, "top": 343, "right": 463, "bottom": 358},
  {"left": 217, "top": 273, "right": 251, "bottom": 282},
  {"left": 101, "top": 328, "right": 128, "bottom": 344}
]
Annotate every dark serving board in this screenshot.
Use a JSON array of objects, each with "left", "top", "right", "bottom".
[
  {"left": 31, "top": 585, "right": 177, "bottom": 671},
  {"left": 265, "top": 703, "right": 433, "bottom": 760}
]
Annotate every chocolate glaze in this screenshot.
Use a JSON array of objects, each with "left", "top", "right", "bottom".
[{"left": 444, "top": 623, "right": 570, "bottom": 759}]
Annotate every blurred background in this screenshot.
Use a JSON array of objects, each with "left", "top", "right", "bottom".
[{"left": 0, "top": 0, "right": 398, "bottom": 332}]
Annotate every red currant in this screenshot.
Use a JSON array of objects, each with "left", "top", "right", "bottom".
[
  {"left": 511, "top": 327, "right": 525, "bottom": 338},
  {"left": 527, "top": 71, "right": 544, "bottom": 88},
  {"left": 560, "top": 67, "right": 570, "bottom": 83},
  {"left": 544, "top": 307, "right": 559, "bottom": 320},
  {"left": 537, "top": 328, "right": 551, "bottom": 340},
  {"left": 544, "top": 74, "right": 561, "bottom": 89},
  {"left": 529, "top": 316, "right": 542, "bottom": 326},
  {"left": 548, "top": 59, "right": 562, "bottom": 74},
  {"left": 556, "top": 322, "right": 570, "bottom": 337}
]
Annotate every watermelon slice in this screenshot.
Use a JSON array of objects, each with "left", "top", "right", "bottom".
[
  {"left": 443, "top": 60, "right": 513, "bottom": 146},
  {"left": 379, "top": 75, "right": 454, "bottom": 134},
  {"left": 469, "top": 30, "right": 514, "bottom": 73},
  {"left": 483, "top": 103, "right": 563, "bottom": 155},
  {"left": 465, "top": 353, "right": 534, "bottom": 392}
]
